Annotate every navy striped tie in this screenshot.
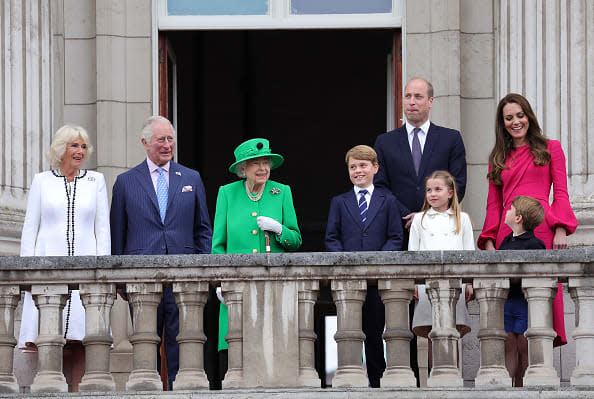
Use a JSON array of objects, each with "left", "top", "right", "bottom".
[{"left": 359, "top": 189, "right": 368, "bottom": 223}]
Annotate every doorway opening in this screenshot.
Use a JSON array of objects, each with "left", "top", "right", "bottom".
[{"left": 163, "top": 29, "right": 400, "bottom": 251}]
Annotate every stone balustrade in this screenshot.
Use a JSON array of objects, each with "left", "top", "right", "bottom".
[{"left": 0, "top": 250, "right": 593, "bottom": 393}]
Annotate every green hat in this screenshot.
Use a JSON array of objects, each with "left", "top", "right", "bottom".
[{"left": 229, "top": 138, "right": 284, "bottom": 173}]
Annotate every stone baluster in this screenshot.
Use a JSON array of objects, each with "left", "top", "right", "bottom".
[
  {"left": 473, "top": 278, "right": 511, "bottom": 387},
  {"left": 296, "top": 280, "right": 319, "bottom": 387},
  {"left": 0, "top": 286, "right": 20, "bottom": 393},
  {"left": 222, "top": 281, "right": 245, "bottom": 389},
  {"left": 569, "top": 277, "right": 594, "bottom": 386},
  {"left": 78, "top": 283, "right": 116, "bottom": 391},
  {"left": 426, "top": 279, "right": 463, "bottom": 387},
  {"left": 30, "top": 284, "right": 69, "bottom": 393},
  {"left": 378, "top": 279, "right": 416, "bottom": 387},
  {"left": 172, "top": 282, "right": 209, "bottom": 390},
  {"left": 522, "top": 278, "right": 560, "bottom": 386},
  {"left": 125, "top": 283, "right": 163, "bottom": 391},
  {"left": 331, "top": 280, "right": 368, "bottom": 387}
]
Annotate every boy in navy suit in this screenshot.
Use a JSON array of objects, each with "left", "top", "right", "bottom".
[{"left": 325, "top": 145, "right": 404, "bottom": 387}]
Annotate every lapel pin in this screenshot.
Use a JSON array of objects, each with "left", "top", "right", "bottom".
[
  {"left": 270, "top": 188, "right": 281, "bottom": 195},
  {"left": 175, "top": 171, "right": 181, "bottom": 176}
]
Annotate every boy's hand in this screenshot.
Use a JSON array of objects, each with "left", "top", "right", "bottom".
[
  {"left": 402, "top": 212, "right": 417, "bottom": 230},
  {"left": 413, "top": 285, "right": 419, "bottom": 301}
]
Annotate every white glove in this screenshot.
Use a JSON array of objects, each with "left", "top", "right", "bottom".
[
  {"left": 216, "top": 287, "right": 225, "bottom": 305},
  {"left": 257, "top": 216, "right": 282, "bottom": 236}
]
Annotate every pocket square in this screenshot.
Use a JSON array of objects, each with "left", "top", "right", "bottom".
[{"left": 182, "top": 185, "right": 193, "bottom": 192}]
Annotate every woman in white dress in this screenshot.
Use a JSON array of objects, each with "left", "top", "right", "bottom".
[{"left": 19, "top": 124, "right": 110, "bottom": 391}]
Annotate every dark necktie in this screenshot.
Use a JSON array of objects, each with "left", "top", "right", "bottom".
[
  {"left": 358, "top": 189, "right": 368, "bottom": 223},
  {"left": 412, "top": 127, "right": 422, "bottom": 175}
]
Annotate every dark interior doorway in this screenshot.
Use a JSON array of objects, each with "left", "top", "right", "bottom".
[{"left": 167, "top": 29, "right": 397, "bottom": 251}]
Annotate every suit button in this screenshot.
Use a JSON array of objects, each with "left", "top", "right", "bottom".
[
  {"left": 161, "top": 245, "right": 165, "bottom": 250},
  {"left": 252, "top": 212, "right": 257, "bottom": 217},
  {"left": 416, "top": 186, "right": 420, "bottom": 190},
  {"left": 363, "top": 233, "right": 368, "bottom": 237},
  {"left": 252, "top": 229, "right": 258, "bottom": 235},
  {"left": 253, "top": 249, "right": 258, "bottom": 253}
]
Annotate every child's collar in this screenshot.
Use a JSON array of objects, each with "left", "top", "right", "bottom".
[{"left": 426, "top": 207, "right": 454, "bottom": 216}]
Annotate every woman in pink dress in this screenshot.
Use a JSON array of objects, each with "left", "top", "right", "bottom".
[{"left": 478, "top": 93, "right": 578, "bottom": 386}]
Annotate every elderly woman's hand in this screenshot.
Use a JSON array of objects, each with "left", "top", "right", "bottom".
[{"left": 257, "top": 216, "right": 282, "bottom": 235}]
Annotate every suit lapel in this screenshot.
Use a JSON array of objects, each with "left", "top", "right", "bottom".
[
  {"left": 343, "top": 192, "right": 363, "bottom": 228},
  {"left": 364, "top": 189, "right": 385, "bottom": 230},
  {"left": 134, "top": 161, "right": 160, "bottom": 215},
  {"left": 167, "top": 161, "right": 183, "bottom": 216},
  {"left": 418, "top": 123, "right": 437, "bottom": 179}
]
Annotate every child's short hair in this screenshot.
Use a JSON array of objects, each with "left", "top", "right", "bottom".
[
  {"left": 511, "top": 196, "right": 545, "bottom": 231},
  {"left": 345, "top": 145, "right": 378, "bottom": 165}
]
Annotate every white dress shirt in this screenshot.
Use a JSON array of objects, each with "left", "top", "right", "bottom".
[
  {"left": 408, "top": 208, "right": 475, "bottom": 250},
  {"left": 354, "top": 184, "right": 374, "bottom": 209},
  {"left": 406, "top": 119, "right": 431, "bottom": 153},
  {"left": 147, "top": 158, "right": 170, "bottom": 191}
]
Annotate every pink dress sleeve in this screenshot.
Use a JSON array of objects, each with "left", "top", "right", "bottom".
[
  {"left": 477, "top": 164, "right": 503, "bottom": 249},
  {"left": 546, "top": 140, "right": 578, "bottom": 235}
]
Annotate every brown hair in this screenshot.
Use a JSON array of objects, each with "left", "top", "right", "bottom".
[
  {"left": 511, "top": 196, "right": 545, "bottom": 231},
  {"left": 420, "top": 170, "right": 462, "bottom": 234},
  {"left": 487, "top": 93, "right": 551, "bottom": 185},
  {"left": 345, "top": 145, "right": 378, "bottom": 165}
]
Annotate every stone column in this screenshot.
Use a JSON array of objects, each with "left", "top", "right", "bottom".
[
  {"left": 0, "top": 285, "right": 20, "bottom": 393},
  {"left": 569, "top": 277, "right": 594, "bottom": 386},
  {"left": 378, "top": 279, "right": 416, "bottom": 387},
  {"left": 522, "top": 278, "right": 560, "bottom": 387},
  {"left": 330, "top": 280, "right": 367, "bottom": 387},
  {"left": 296, "top": 280, "right": 319, "bottom": 387},
  {"left": 78, "top": 283, "right": 116, "bottom": 392},
  {"left": 426, "top": 279, "right": 463, "bottom": 387},
  {"left": 222, "top": 281, "right": 245, "bottom": 389},
  {"left": 172, "top": 281, "right": 209, "bottom": 390},
  {"left": 30, "top": 284, "right": 68, "bottom": 393},
  {"left": 473, "top": 278, "right": 511, "bottom": 387},
  {"left": 125, "top": 283, "right": 163, "bottom": 391}
]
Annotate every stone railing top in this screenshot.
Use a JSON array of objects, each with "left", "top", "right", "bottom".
[{"left": 0, "top": 249, "right": 592, "bottom": 286}]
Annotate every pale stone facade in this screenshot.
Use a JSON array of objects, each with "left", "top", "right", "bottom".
[{"left": 1, "top": 0, "right": 593, "bottom": 393}]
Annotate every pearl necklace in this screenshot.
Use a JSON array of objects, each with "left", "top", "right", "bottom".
[{"left": 245, "top": 181, "right": 264, "bottom": 202}]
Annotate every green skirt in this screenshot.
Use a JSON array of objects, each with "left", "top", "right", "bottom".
[{"left": 218, "top": 302, "right": 228, "bottom": 351}]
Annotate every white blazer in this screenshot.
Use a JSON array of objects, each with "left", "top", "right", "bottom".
[
  {"left": 408, "top": 208, "right": 474, "bottom": 250},
  {"left": 20, "top": 170, "right": 110, "bottom": 256}
]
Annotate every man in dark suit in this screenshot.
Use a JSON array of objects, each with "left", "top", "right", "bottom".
[
  {"left": 325, "top": 145, "right": 404, "bottom": 387},
  {"left": 110, "top": 115, "right": 212, "bottom": 390},
  {"left": 373, "top": 78, "right": 467, "bottom": 385}
]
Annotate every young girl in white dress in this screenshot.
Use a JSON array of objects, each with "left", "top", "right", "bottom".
[{"left": 408, "top": 170, "right": 474, "bottom": 370}]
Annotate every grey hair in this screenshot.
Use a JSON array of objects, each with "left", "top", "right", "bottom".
[
  {"left": 140, "top": 115, "right": 175, "bottom": 142},
  {"left": 234, "top": 161, "right": 247, "bottom": 178},
  {"left": 47, "top": 124, "right": 93, "bottom": 169}
]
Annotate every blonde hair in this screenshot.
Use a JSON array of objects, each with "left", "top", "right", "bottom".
[
  {"left": 512, "top": 196, "right": 545, "bottom": 231},
  {"left": 345, "top": 145, "right": 378, "bottom": 165},
  {"left": 420, "top": 170, "right": 462, "bottom": 234},
  {"left": 47, "top": 124, "right": 93, "bottom": 169}
]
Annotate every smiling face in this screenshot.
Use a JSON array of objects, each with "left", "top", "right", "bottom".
[
  {"left": 242, "top": 157, "right": 271, "bottom": 187},
  {"left": 60, "top": 136, "right": 88, "bottom": 171},
  {"left": 143, "top": 120, "right": 175, "bottom": 167},
  {"left": 502, "top": 102, "right": 530, "bottom": 147},
  {"left": 403, "top": 78, "right": 434, "bottom": 127},
  {"left": 348, "top": 157, "right": 378, "bottom": 189},
  {"left": 425, "top": 177, "right": 453, "bottom": 212}
]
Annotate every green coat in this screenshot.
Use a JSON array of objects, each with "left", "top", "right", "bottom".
[{"left": 212, "top": 179, "right": 302, "bottom": 350}]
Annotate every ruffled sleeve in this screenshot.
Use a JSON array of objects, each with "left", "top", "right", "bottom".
[
  {"left": 545, "top": 140, "right": 577, "bottom": 235},
  {"left": 477, "top": 165, "right": 503, "bottom": 249}
]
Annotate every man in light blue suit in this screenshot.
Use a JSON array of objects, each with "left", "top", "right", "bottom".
[{"left": 110, "top": 115, "right": 212, "bottom": 390}]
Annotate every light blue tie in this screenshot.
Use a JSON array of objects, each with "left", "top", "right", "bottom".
[{"left": 157, "top": 167, "right": 168, "bottom": 223}]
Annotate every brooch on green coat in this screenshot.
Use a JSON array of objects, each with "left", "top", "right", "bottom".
[{"left": 270, "top": 188, "right": 281, "bottom": 195}]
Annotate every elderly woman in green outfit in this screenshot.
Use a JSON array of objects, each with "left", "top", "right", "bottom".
[{"left": 212, "top": 138, "right": 302, "bottom": 361}]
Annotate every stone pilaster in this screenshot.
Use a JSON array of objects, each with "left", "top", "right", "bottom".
[
  {"left": 569, "top": 277, "right": 594, "bottom": 386},
  {"left": 296, "top": 280, "right": 319, "bottom": 387},
  {"left": 125, "top": 283, "right": 163, "bottom": 392},
  {"left": 0, "top": 285, "right": 20, "bottom": 393},
  {"left": 222, "top": 281, "right": 245, "bottom": 389},
  {"left": 330, "top": 280, "right": 368, "bottom": 387},
  {"left": 473, "top": 278, "right": 511, "bottom": 387},
  {"left": 426, "top": 279, "right": 463, "bottom": 387},
  {"left": 78, "top": 283, "right": 116, "bottom": 392},
  {"left": 172, "top": 282, "right": 209, "bottom": 390},
  {"left": 522, "top": 278, "right": 560, "bottom": 387},
  {"left": 378, "top": 279, "right": 416, "bottom": 387},
  {"left": 30, "top": 284, "right": 69, "bottom": 393}
]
